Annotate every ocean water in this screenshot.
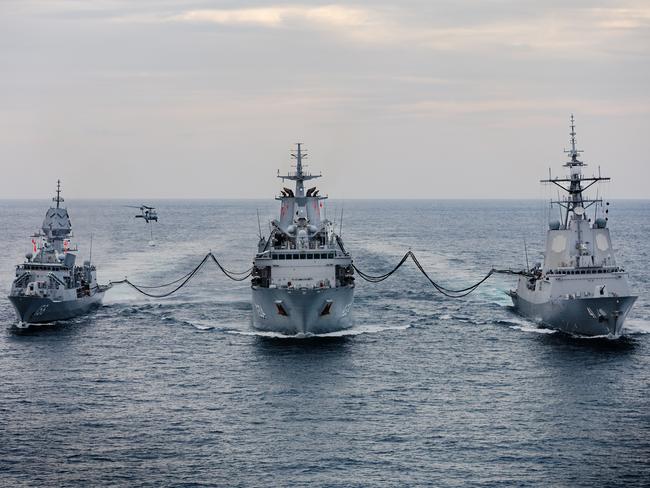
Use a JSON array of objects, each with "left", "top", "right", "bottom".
[{"left": 0, "top": 199, "right": 649, "bottom": 487}]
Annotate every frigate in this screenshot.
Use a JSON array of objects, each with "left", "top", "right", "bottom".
[
  {"left": 8, "top": 181, "right": 109, "bottom": 327},
  {"left": 508, "top": 116, "right": 636, "bottom": 336},
  {"left": 251, "top": 144, "right": 355, "bottom": 335}
]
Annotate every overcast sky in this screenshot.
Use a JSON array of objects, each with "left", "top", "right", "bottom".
[{"left": 1, "top": 1, "right": 648, "bottom": 199}]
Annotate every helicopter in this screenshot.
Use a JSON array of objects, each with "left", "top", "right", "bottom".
[
  {"left": 125, "top": 205, "right": 158, "bottom": 223},
  {"left": 125, "top": 205, "right": 158, "bottom": 246}
]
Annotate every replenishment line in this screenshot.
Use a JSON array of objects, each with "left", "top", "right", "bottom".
[{"left": 110, "top": 249, "right": 525, "bottom": 299}]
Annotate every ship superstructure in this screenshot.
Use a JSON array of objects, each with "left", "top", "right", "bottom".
[
  {"left": 251, "top": 144, "right": 355, "bottom": 334},
  {"left": 8, "top": 181, "right": 108, "bottom": 326},
  {"left": 509, "top": 116, "right": 636, "bottom": 336}
]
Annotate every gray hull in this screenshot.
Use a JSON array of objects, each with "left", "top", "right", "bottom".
[
  {"left": 510, "top": 292, "right": 637, "bottom": 336},
  {"left": 252, "top": 286, "right": 354, "bottom": 335},
  {"left": 8, "top": 292, "right": 105, "bottom": 325}
]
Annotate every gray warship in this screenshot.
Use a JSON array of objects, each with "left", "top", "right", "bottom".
[
  {"left": 8, "top": 181, "right": 109, "bottom": 326},
  {"left": 251, "top": 144, "right": 355, "bottom": 335},
  {"left": 508, "top": 116, "right": 636, "bottom": 336}
]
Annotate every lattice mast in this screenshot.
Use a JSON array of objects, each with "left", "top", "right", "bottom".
[
  {"left": 278, "top": 143, "right": 322, "bottom": 198},
  {"left": 541, "top": 115, "right": 610, "bottom": 228},
  {"left": 53, "top": 179, "right": 64, "bottom": 209}
]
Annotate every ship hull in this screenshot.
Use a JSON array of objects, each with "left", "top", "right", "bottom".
[
  {"left": 8, "top": 292, "right": 105, "bottom": 325},
  {"left": 510, "top": 292, "right": 637, "bottom": 337},
  {"left": 251, "top": 286, "right": 354, "bottom": 335}
]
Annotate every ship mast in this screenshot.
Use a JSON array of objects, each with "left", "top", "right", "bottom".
[
  {"left": 278, "top": 143, "right": 322, "bottom": 198},
  {"left": 541, "top": 115, "right": 610, "bottom": 228},
  {"left": 53, "top": 179, "right": 64, "bottom": 208}
]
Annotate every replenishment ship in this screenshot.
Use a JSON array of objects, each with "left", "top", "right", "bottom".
[{"left": 251, "top": 144, "right": 355, "bottom": 335}]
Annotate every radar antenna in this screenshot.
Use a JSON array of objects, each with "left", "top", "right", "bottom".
[
  {"left": 277, "top": 143, "right": 323, "bottom": 199},
  {"left": 292, "top": 142, "right": 306, "bottom": 179},
  {"left": 53, "top": 180, "right": 64, "bottom": 208},
  {"left": 564, "top": 114, "right": 583, "bottom": 163},
  {"left": 540, "top": 115, "right": 610, "bottom": 228}
]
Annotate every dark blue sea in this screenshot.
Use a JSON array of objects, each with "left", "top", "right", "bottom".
[{"left": 1, "top": 199, "right": 649, "bottom": 487}]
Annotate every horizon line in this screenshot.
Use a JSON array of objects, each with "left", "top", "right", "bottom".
[{"left": 1, "top": 197, "right": 649, "bottom": 202}]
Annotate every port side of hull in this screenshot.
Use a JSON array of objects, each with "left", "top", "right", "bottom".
[
  {"left": 251, "top": 286, "right": 354, "bottom": 335},
  {"left": 510, "top": 292, "right": 637, "bottom": 336}
]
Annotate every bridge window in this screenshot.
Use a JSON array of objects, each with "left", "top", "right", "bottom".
[
  {"left": 279, "top": 254, "right": 285, "bottom": 260},
  {"left": 307, "top": 253, "right": 313, "bottom": 259}
]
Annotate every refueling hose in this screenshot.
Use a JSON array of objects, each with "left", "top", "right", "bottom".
[{"left": 110, "top": 250, "right": 525, "bottom": 299}]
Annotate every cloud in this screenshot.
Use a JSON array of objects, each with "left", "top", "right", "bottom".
[
  {"left": 164, "top": 5, "right": 372, "bottom": 30},
  {"left": 14, "top": 2, "right": 650, "bottom": 55},
  {"left": 395, "top": 98, "right": 650, "bottom": 117},
  {"left": 111, "top": 3, "right": 650, "bottom": 56},
  {"left": 592, "top": 7, "right": 650, "bottom": 30}
]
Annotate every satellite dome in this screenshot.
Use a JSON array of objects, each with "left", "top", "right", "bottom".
[{"left": 595, "top": 218, "right": 607, "bottom": 229}]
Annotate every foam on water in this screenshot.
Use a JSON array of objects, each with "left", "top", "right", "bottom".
[
  {"left": 571, "top": 333, "right": 620, "bottom": 340},
  {"left": 190, "top": 322, "right": 216, "bottom": 331},
  {"left": 509, "top": 324, "right": 557, "bottom": 334},
  {"left": 623, "top": 318, "right": 650, "bottom": 335},
  {"left": 483, "top": 288, "right": 513, "bottom": 306},
  {"left": 226, "top": 322, "right": 411, "bottom": 339}
]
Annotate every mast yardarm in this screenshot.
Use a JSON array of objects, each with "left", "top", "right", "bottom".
[
  {"left": 541, "top": 115, "right": 610, "bottom": 228},
  {"left": 278, "top": 143, "right": 322, "bottom": 199}
]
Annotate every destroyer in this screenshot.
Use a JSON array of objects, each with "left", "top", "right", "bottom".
[
  {"left": 251, "top": 144, "right": 355, "bottom": 335},
  {"left": 508, "top": 116, "right": 636, "bottom": 336},
  {"left": 8, "top": 181, "right": 109, "bottom": 326}
]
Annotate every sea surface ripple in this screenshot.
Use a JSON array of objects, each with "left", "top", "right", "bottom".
[{"left": 1, "top": 199, "right": 649, "bottom": 487}]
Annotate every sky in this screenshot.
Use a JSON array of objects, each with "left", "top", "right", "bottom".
[{"left": 1, "top": 0, "right": 649, "bottom": 199}]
